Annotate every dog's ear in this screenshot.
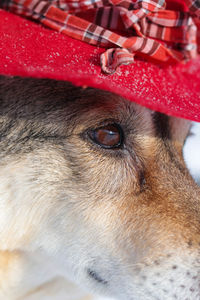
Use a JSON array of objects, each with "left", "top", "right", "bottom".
[{"left": 169, "top": 116, "right": 191, "bottom": 147}]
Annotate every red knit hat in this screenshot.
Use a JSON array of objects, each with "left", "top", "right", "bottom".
[{"left": 0, "top": 0, "right": 200, "bottom": 121}]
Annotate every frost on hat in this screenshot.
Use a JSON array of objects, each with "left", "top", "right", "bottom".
[{"left": 0, "top": 0, "right": 200, "bottom": 121}]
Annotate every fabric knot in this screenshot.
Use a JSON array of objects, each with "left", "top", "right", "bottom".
[{"left": 100, "top": 48, "right": 135, "bottom": 73}]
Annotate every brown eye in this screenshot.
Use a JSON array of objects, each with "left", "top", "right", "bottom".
[{"left": 88, "top": 124, "right": 124, "bottom": 149}]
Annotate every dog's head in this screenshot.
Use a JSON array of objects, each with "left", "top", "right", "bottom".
[{"left": 0, "top": 76, "right": 199, "bottom": 300}]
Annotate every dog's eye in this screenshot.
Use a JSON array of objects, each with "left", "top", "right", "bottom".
[{"left": 88, "top": 124, "right": 124, "bottom": 149}]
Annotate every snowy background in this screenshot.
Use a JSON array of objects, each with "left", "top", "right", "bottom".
[
  {"left": 93, "top": 122, "right": 200, "bottom": 300},
  {"left": 183, "top": 122, "right": 200, "bottom": 185}
]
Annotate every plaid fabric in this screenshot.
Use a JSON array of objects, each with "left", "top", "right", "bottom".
[
  {"left": 185, "top": 0, "right": 200, "bottom": 51},
  {"left": 1, "top": 0, "right": 200, "bottom": 74},
  {"left": 186, "top": 0, "right": 200, "bottom": 16}
]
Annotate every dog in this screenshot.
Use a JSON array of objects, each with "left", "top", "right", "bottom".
[{"left": 0, "top": 75, "right": 199, "bottom": 300}]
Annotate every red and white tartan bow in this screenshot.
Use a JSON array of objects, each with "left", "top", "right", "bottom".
[{"left": 2, "top": 0, "right": 200, "bottom": 74}]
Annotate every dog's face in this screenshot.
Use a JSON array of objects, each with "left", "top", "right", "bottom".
[{"left": 0, "top": 76, "right": 200, "bottom": 300}]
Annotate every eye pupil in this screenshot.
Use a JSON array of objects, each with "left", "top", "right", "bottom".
[{"left": 89, "top": 124, "right": 123, "bottom": 149}]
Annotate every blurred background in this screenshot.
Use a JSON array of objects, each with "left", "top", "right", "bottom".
[{"left": 183, "top": 122, "right": 200, "bottom": 185}]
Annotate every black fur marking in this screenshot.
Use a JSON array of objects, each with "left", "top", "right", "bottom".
[
  {"left": 87, "top": 269, "right": 108, "bottom": 285},
  {"left": 153, "top": 112, "right": 171, "bottom": 140}
]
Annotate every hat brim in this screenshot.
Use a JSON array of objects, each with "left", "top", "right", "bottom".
[{"left": 0, "top": 10, "right": 200, "bottom": 121}]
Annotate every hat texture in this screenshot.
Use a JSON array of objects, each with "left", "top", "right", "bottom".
[{"left": 0, "top": 0, "right": 200, "bottom": 121}]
